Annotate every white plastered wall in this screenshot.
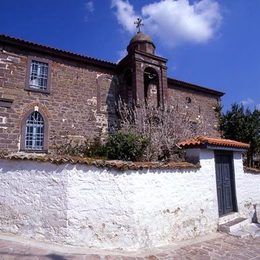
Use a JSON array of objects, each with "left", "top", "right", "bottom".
[
  {"left": 233, "top": 152, "right": 260, "bottom": 220},
  {"left": 0, "top": 150, "right": 259, "bottom": 250}
]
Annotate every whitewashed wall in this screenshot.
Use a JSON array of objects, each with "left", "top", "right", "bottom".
[
  {"left": 0, "top": 161, "right": 68, "bottom": 243},
  {"left": 0, "top": 149, "right": 259, "bottom": 250},
  {"left": 65, "top": 150, "right": 219, "bottom": 249},
  {"left": 233, "top": 152, "right": 260, "bottom": 220}
]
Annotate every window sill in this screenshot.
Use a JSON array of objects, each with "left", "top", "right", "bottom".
[
  {"left": 24, "top": 87, "right": 50, "bottom": 95},
  {"left": 20, "top": 149, "right": 48, "bottom": 154},
  {"left": 0, "top": 98, "right": 13, "bottom": 108}
]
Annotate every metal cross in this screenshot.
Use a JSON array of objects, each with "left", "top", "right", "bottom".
[{"left": 134, "top": 18, "right": 144, "bottom": 33}]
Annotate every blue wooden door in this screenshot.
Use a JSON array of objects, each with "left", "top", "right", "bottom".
[{"left": 215, "top": 153, "right": 237, "bottom": 216}]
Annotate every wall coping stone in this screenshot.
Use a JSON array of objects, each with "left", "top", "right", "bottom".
[{"left": 0, "top": 152, "right": 200, "bottom": 171}]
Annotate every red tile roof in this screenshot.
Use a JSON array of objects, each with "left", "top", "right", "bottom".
[
  {"left": 178, "top": 136, "right": 250, "bottom": 149},
  {"left": 0, "top": 152, "right": 199, "bottom": 171}
]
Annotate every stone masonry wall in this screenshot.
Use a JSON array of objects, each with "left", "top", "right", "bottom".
[
  {"left": 0, "top": 45, "right": 118, "bottom": 152},
  {"left": 0, "top": 43, "right": 221, "bottom": 154},
  {"left": 167, "top": 85, "right": 221, "bottom": 138}
]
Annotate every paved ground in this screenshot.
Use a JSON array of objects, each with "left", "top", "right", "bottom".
[{"left": 0, "top": 233, "right": 259, "bottom": 259}]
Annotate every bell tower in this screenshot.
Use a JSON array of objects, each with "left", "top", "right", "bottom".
[{"left": 118, "top": 19, "right": 168, "bottom": 107}]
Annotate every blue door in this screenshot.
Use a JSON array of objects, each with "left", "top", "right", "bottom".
[{"left": 215, "top": 152, "right": 237, "bottom": 216}]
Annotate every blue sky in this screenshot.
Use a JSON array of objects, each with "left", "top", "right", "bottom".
[{"left": 0, "top": 0, "right": 259, "bottom": 110}]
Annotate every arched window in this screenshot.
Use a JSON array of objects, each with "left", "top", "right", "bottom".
[
  {"left": 144, "top": 67, "right": 159, "bottom": 107},
  {"left": 24, "top": 111, "right": 45, "bottom": 150}
]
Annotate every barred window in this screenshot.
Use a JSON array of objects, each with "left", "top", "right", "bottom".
[
  {"left": 29, "top": 60, "right": 49, "bottom": 90},
  {"left": 25, "top": 111, "right": 44, "bottom": 150}
]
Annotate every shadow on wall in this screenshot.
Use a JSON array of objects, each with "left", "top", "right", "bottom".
[
  {"left": 46, "top": 254, "right": 67, "bottom": 260},
  {"left": 106, "top": 75, "right": 120, "bottom": 135},
  {"left": 252, "top": 204, "right": 258, "bottom": 223}
]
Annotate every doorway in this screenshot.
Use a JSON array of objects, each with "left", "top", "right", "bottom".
[{"left": 215, "top": 151, "right": 237, "bottom": 216}]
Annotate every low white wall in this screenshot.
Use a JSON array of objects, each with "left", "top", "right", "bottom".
[
  {"left": 233, "top": 152, "right": 260, "bottom": 220},
  {"left": 65, "top": 150, "right": 219, "bottom": 249},
  {"left": 0, "top": 150, "right": 259, "bottom": 250},
  {"left": 0, "top": 162, "right": 68, "bottom": 243}
]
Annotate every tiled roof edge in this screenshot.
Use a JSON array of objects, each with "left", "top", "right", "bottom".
[
  {"left": 0, "top": 153, "right": 200, "bottom": 171},
  {"left": 0, "top": 34, "right": 226, "bottom": 95},
  {"left": 168, "top": 77, "right": 225, "bottom": 97},
  {"left": 178, "top": 136, "right": 250, "bottom": 149},
  {"left": 0, "top": 34, "right": 117, "bottom": 71}
]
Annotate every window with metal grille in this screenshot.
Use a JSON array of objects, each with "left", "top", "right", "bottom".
[
  {"left": 29, "top": 60, "right": 49, "bottom": 90},
  {"left": 25, "top": 111, "right": 44, "bottom": 150}
]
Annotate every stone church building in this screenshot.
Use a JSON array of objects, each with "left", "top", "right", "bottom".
[
  {"left": 1, "top": 32, "right": 260, "bottom": 251},
  {"left": 0, "top": 32, "right": 223, "bottom": 153}
]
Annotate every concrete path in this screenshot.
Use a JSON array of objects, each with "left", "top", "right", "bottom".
[{"left": 0, "top": 233, "right": 259, "bottom": 259}]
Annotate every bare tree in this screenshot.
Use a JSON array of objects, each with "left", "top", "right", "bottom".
[{"left": 117, "top": 100, "right": 196, "bottom": 161}]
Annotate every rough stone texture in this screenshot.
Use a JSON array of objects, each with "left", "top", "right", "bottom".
[
  {"left": 0, "top": 45, "right": 117, "bottom": 152},
  {"left": 0, "top": 39, "right": 221, "bottom": 154},
  {"left": 167, "top": 85, "right": 221, "bottom": 138}
]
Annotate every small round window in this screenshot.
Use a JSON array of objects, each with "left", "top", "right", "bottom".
[{"left": 186, "top": 97, "right": 192, "bottom": 103}]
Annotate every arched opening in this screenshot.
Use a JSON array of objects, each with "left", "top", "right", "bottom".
[
  {"left": 21, "top": 109, "right": 48, "bottom": 151},
  {"left": 144, "top": 67, "right": 159, "bottom": 107}
]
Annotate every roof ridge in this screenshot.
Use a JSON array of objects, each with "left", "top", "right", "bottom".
[
  {"left": 0, "top": 34, "right": 117, "bottom": 69},
  {"left": 179, "top": 136, "right": 250, "bottom": 149},
  {"left": 168, "top": 77, "right": 224, "bottom": 97}
]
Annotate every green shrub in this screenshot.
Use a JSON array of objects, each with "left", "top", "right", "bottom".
[
  {"left": 85, "top": 137, "right": 107, "bottom": 158},
  {"left": 56, "top": 133, "right": 149, "bottom": 162},
  {"left": 106, "top": 132, "right": 149, "bottom": 161},
  {"left": 56, "top": 137, "right": 107, "bottom": 159}
]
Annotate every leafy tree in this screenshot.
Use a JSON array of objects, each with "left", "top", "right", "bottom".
[{"left": 220, "top": 103, "right": 260, "bottom": 167}]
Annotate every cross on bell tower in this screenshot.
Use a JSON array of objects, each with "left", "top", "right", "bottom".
[
  {"left": 134, "top": 18, "right": 144, "bottom": 33},
  {"left": 118, "top": 19, "right": 168, "bottom": 108}
]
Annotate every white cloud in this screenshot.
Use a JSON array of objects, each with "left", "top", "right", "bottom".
[
  {"left": 84, "top": 1, "right": 94, "bottom": 21},
  {"left": 111, "top": 0, "right": 222, "bottom": 47},
  {"left": 85, "top": 1, "right": 94, "bottom": 12},
  {"left": 241, "top": 98, "right": 254, "bottom": 106},
  {"left": 116, "top": 49, "right": 128, "bottom": 63},
  {"left": 111, "top": 0, "right": 138, "bottom": 33},
  {"left": 241, "top": 98, "right": 260, "bottom": 111}
]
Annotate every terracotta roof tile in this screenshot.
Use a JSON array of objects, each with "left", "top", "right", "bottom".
[
  {"left": 0, "top": 152, "right": 199, "bottom": 171},
  {"left": 178, "top": 136, "right": 250, "bottom": 149}
]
